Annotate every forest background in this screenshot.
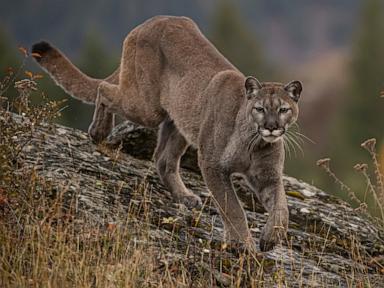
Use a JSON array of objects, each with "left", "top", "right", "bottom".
[{"left": 1, "top": 0, "right": 383, "bottom": 214}]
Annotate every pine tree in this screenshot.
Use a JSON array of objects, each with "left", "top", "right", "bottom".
[
  {"left": 78, "top": 33, "right": 117, "bottom": 78},
  {"left": 0, "top": 29, "right": 19, "bottom": 99},
  {"left": 345, "top": 0, "right": 384, "bottom": 145},
  {"left": 209, "top": 0, "right": 266, "bottom": 78},
  {"left": 0, "top": 29, "right": 18, "bottom": 75},
  {"left": 328, "top": 0, "right": 384, "bottom": 198}
]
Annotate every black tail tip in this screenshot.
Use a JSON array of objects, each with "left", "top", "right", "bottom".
[{"left": 31, "top": 41, "right": 53, "bottom": 61}]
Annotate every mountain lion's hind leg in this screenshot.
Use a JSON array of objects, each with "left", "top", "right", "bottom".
[
  {"left": 88, "top": 92, "right": 115, "bottom": 143},
  {"left": 98, "top": 80, "right": 165, "bottom": 128},
  {"left": 87, "top": 69, "right": 120, "bottom": 143},
  {"left": 96, "top": 27, "right": 165, "bottom": 127},
  {"left": 154, "top": 118, "right": 202, "bottom": 209}
]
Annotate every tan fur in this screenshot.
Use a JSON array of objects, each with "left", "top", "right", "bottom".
[{"left": 32, "top": 16, "right": 303, "bottom": 251}]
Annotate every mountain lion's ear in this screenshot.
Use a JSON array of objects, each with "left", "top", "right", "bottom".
[
  {"left": 245, "top": 76, "right": 262, "bottom": 98},
  {"left": 284, "top": 80, "right": 302, "bottom": 102}
]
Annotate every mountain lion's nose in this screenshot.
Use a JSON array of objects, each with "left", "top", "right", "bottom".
[
  {"left": 265, "top": 120, "right": 278, "bottom": 131},
  {"left": 265, "top": 125, "right": 278, "bottom": 132}
]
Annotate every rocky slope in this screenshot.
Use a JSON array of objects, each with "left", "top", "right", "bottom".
[{"left": 17, "top": 119, "right": 384, "bottom": 287}]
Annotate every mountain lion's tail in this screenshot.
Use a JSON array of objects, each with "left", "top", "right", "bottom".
[{"left": 31, "top": 41, "right": 119, "bottom": 104}]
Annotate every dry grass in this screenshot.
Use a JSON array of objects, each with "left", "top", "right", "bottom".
[
  {"left": 1, "top": 53, "right": 383, "bottom": 287},
  {"left": 1, "top": 185, "right": 157, "bottom": 287},
  {"left": 317, "top": 137, "right": 384, "bottom": 224}
]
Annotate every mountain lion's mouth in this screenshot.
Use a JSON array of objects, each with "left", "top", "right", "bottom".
[
  {"left": 262, "top": 135, "right": 282, "bottom": 143},
  {"left": 259, "top": 128, "right": 284, "bottom": 143}
]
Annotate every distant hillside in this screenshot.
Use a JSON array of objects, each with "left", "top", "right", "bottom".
[{"left": 1, "top": 0, "right": 361, "bottom": 63}]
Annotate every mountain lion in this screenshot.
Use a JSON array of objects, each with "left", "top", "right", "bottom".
[{"left": 32, "top": 15, "right": 303, "bottom": 251}]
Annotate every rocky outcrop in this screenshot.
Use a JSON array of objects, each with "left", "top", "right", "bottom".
[{"left": 19, "top": 119, "right": 384, "bottom": 287}]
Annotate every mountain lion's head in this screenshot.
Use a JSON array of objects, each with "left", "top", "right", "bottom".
[{"left": 245, "top": 77, "right": 302, "bottom": 143}]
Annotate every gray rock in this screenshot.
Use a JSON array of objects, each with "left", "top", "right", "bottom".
[
  {"left": 17, "top": 119, "right": 384, "bottom": 287},
  {"left": 106, "top": 120, "right": 199, "bottom": 172}
]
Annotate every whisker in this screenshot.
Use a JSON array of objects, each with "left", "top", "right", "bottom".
[
  {"left": 284, "top": 135, "right": 297, "bottom": 157},
  {"left": 293, "top": 131, "right": 315, "bottom": 144},
  {"left": 247, "top": 132, "right": 259, "bottom": 159},
  {"left": 292, "top": 122, "right": 304, "bottom": 132},
  {"left": 287, "top": 123, "right": 315, "bottom": 144},
  {"left": 288, "top": 134, "right": 304, "bottom": 156},
  {"left": 292, "top": 122, "right": 300, "bottom": 130},
  {"left": 283, "top": 137, "right": 292, "bottom": 159},
  {"left": 286, "top": 131, "right": 304, "bottom": 144},
  {"left": 249, "top": 134, "right": 259, "bottom": 154},
  {"left": 247, "top": 132, "right": 258, "bottom": 152},
  {"left": 247, "top": 133, "right": 255, "bottom": 150}
]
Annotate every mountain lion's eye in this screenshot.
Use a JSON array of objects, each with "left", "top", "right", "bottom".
[
  {"left": 279, "top": 107, "right": 290, "bottom": 113},
  {"left": 254, "top": 107, "right": 265, "bottom": 113}
]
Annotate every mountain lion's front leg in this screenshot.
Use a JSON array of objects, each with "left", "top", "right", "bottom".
[
  {"left": 246, "top": 173, "right": 288, "bottom": 251},
  {"left": 88, "top": 92, "right": 115, "bottom": 143},
  {"left": 200, "top": 164, "right": 252, "bottom": 245}
]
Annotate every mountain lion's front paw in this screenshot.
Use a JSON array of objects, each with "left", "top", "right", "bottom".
[
  {"left": 259, "top": 208, "right": 288, "bottom": 252},
  {"left": 180, "top": 194, "right": 202, "bottom": 209}
]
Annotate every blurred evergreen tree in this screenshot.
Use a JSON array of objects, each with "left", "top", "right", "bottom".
[
  {"left": 0, "top": 29, "right": 19, "bottom": 99},
  {"left": 334, "top": 0, "right": 384, "bottom": 164},
  {"left": 0, "top": 29, "right": 18, "bottom": 74},
  {"left": 346, "top": 0, "right": 384, "bottom": 145},
  {"left": 209, "top": 0, "right": 267, "bottom": 78},
  {"left": 78, "top": 33, "right": 117, "bottom": 79},
  {"left": 324, "top": 0, "right": 384, "bottom": 205}
]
